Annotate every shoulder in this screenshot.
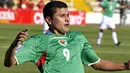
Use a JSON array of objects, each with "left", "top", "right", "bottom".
[
  {"left": 68, "top": 31, "right": 86, "bottom": 40},
  {"left": 26, "top": 34, "right": 49, "bottom": 43},
  {"left": 68, "top": 31, "right": 83, "bottom": 36},
  {"left": 29, "top": 34, "right": 42, "bottom": 39},
  {"left": 30, "top": 34, "right": 48, "bottom": 39},
  {"left": 24, "top": 34, "right": 50, "bottom": 46}
]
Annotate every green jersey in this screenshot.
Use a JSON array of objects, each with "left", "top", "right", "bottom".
[
  {"left": 101, "top": 0, "right": 119, "bottom": 17},
  {"left": 15, "top": 31, "right": 100, "bottom": 73}
]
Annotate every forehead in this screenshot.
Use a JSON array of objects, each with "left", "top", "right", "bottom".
[{"left": 54, "top": 8, "right": 69, "bottom": 15}]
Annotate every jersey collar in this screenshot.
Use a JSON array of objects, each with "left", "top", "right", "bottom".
[
  {"left": 45, "top": 30, "right": 53, "bottom": 35},
  {"left": 45, "top": 30, "right": 67, "bottom": 36}
]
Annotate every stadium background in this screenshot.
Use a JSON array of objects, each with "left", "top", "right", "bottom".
[
  {"left": 0, "top": 0, "right": 130, "bottom": 73},
  {"left": 1, "top": 0, "right": 130, "bottom": 25}
]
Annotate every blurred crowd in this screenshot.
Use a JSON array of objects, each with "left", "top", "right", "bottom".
[
  {"left": 0, "top": 0, "right": 45, "bottom": 10},
  {"left": 0, "top": 0, "right": 109, "bottom": 10},
  {"left": 1, "top": 0, "right": 128, "bottom": 10}
]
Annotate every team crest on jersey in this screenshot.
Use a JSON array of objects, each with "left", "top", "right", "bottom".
[{"left": 58, "top": 40, "right": 67, "bottom": 46}]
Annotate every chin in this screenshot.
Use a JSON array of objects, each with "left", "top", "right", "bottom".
[{"left": 64, "top": 29, "right": 69, "bottom": 33}]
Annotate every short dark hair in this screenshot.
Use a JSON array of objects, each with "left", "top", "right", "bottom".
[{"left": 43, "top": 1, "right": 68, "bottom": 19}]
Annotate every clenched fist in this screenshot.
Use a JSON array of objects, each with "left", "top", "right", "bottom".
[{"left": 15, "top": 29, "right": 29, "bottom": 45}]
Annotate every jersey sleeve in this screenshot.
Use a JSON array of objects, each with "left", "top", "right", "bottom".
[
  {"left": 15, "top": 36, "right": 37, "bottom": 65},
  {"left": 100, "top": 1, "right": 106, "bottom": 7},
  {"left": 81, "top": 35, "right": 100, "bottom": 66}
]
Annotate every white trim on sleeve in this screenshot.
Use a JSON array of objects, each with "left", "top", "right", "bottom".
[
  {"left": 88, "top": 58, "right": 101, "bottom": 66},
  {"left": 15, "top": 56, "right": 20, "bottom": 65}
]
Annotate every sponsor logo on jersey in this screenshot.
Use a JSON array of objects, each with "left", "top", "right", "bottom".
[
  {"left": 15, "top": 44, "right": 23, "bottom": 53},
  {"left": 58, "top": 40, "right": 67, "bottom": 46}
]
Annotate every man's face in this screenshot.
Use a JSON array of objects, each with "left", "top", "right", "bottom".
[{"left": 51, "top": 8, "right": 70, "bottom": 34}]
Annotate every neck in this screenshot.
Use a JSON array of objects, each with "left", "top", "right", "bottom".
[{"left": 49, "top": 28, "right": 66, "bottom": 36}]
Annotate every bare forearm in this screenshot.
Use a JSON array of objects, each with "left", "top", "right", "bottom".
[
  {"left": 92, "top": 60, "right": 128, "bottom": 71},
  {"left": 99, "top": 62, "right": 126, "bottom": 71},
  {"left": 4, "top": 40, "right": 18, "bottom": 67},
  {"left": 4, "top": 29, "right": 29, "bottom": 67}
]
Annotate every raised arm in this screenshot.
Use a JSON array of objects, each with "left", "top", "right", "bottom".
[
  {"left": 4, "top": 29, "right": 29, "bottom": 67},
  {"left": 91, "top": 59, "right": 130, "bottom": 71}
]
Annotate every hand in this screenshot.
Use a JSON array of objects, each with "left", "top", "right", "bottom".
[
  {"left": 124, "top": 60, "right": 130, "bottom": 70},
  {"left": 15, "top": 29, "right": 29, "bottom": 45},
  {"left": 126, "top": 4, "right": 130, "bottom": 8}
]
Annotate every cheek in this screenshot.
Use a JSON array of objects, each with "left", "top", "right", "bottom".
[
  {"left": 52, "top": 20, "right": 61, "bottom": 28},
  {"left": 53, "top": 18, "right": 64, "bottom": 25}
]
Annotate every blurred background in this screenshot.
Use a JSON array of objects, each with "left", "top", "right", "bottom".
[
  {"left": 0, "top": 0, "right": 129, "bottom": 11},
  {"left": 0, "top": 0, "right": 130, "bottom": 25},
  {"left": 0, "top": 0, "right": 130, "bottom": 73}
]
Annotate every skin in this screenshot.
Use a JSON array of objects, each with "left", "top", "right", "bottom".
[
  {"left": 4, "top": 29, "right": 29, "bottom": 66},
  {"left": 45, "top": 8, "right": 70, "bottom": 35},
  {"left": 4, "top": 7, "right": 130, "bottom": 71}
]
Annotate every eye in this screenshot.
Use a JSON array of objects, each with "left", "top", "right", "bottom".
[
  {"left": 60, "top": 14, "right": 65, "bottom": 17},
  {"left": 60, "top": 14, "right": 69, "bottom": 18}
]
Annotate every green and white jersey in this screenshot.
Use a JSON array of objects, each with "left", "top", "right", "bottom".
[
  {"left": 100, "top": 0, "right": 119, "bottom": 17},
  {"left": 15, "top": 31, "right": 100, "bottom": 73}
]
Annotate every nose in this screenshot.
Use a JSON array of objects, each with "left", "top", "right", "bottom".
[{"left": 65, "top": 15, "right": 70, "bottom": 23}]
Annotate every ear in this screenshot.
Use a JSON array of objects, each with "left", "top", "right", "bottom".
[{"left": 45, "top": 16, "right": 52, "bottom": 25}]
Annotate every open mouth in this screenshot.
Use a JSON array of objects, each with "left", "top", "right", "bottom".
[{"left": 64, "top": 24, "right": 69, "bottom": 27}]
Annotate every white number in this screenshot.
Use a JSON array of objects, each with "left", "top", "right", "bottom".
[
  {"left": 109, "top": 3, "right": 113, "bottom": 11},
  {"left": 110, "top": 5, "right": 113, "bottom": 11},
  {"left": 63, "top": 48, "right": 70, "bottom": 61}
]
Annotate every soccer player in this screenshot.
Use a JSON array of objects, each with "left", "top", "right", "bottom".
[
  {"left": 96, "top": 0, "right": 127, "bottom": 47},
  {"left": 118, "top": 0, "right": 128, "bottom": 26},
  {"left": 4, "top": 1, "right": 130, "bottom": 73}
]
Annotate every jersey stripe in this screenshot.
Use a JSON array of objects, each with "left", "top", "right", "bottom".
[{"left": 36, "top": 53, "right": 47, "bottom": 73}]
